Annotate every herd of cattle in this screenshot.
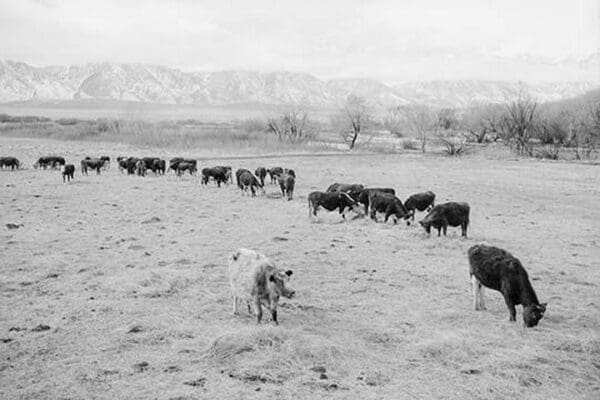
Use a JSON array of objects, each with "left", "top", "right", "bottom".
[{"left": 1, "top": 153, "right": 547, "bottom": 328}]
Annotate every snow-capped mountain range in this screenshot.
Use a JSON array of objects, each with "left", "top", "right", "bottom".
[{"left": 0, "top": 60, "right": 598, "bottom": 108}]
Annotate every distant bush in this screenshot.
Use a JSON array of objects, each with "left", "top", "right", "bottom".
[
  {"left": 55, "top": 118, "right": 87, "bottom": 126},
  {"left": 0, "top": 113, "right": 51, "bottom": 123}
]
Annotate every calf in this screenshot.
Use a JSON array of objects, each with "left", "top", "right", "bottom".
[
  {"left": 368, "top": 191, "right": 410, "bottom": 224},
  {"left": 176, "top": 161, "right": 196, "bottom": 177},
  {"left": 255, "top": 167, "right": 267, "bottom": 186},
  {"left": 356, "top": 188, "right": 395, "bottom": 214},
  {"left": 236, "top": 169, "right": 264, "bottom": 196},
  {"left": 326, "top": 182, "right": 365, "bottom": 202},
  {"left": 228, "top": 248, "right": 295, "bottom": 325},
  {"left": 419, "top": 202, "right": 470, "bottom": 237},
  {"left": 61, "top": 164, "right": 75, "bottom": 182},
  {"left": 468, "top": 244, "right": 547, "bottom": 327},
  {"left": 202, "top": 167, "right": 228, "bottom": 187},
  {"left": 81, "top": 158, "right": 105, "bottom": 175},
  {"left": 405, "top": 191, "right": 436, "bottom": 221},
  {"left": 0, "top": 157, "right": 20, "bottom": 170},
  {"left": 279, "top": 173, "right": 295, "bottom": 201},
  {"left": 267, "top": 167, "right": 283, "bottom": 184},
  {"left": 307, "top": 191, "right": 361, "bottom": 222}
]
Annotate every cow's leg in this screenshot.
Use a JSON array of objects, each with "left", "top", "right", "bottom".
[
  {"left": 62, "top": 174, "right": 66, "bottom": 183},
  {"left": 479, "top": 286, "right": 486, "bottom": 310},
  {"left": 251, "top": 186, "right": 256, "bottom": 197},
  {"left": 443, "top": 224, "right": 448, "bottom": 236},
  {"left": 232, "top": 296, "right": 238, "bottom": 315},
  {"left": 370, "top": 209, "right": 377, "bottom": 222},
  {"left": 437, "top": 227, "right": 442, "bottom": 236},
  {"left": 471, "top": 275, "right": 479, "bottom": 310},
  {"left": 505, "top": 298, "right": 516, "bottom": 322},
  {"left": 253, "top": 298, "right": 263, "bottom": 324},
  {"left": 461, "top": 223, "right": 468, "bottom": 237},
  {"left": 269, "top": 298, "right": 279, "bottom": 325}
]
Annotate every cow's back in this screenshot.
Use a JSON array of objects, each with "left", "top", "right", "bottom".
[{"left": 228, "top": 248, "right": 271, "bottom": 300}]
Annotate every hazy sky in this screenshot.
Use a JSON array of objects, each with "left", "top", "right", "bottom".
[{"left": 0, "top": 0, "right": 598, "bottom": 81}]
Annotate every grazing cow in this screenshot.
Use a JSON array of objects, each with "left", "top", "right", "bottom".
[
  {"left": 118, "top": 157, "right": 137, "bottom": 174},
  {"left": 279, "top": 173, "right": 295, "bottom": 201},
  {"left": 284, "top": 168, "right": 296, "bottom": 178},
  {"left": 307, "top": 191, "right": 361, "bottom": 221},
  {"left": 216, "top": 166, "right": 233, "bottom": 183},
  {"left": 136, "top": 160, "right": 147, "bottom": 176},
  {"left": 267, "top": 167, "right": 283, "bottom": 184},
  {"left": 61, "top": 164, "right": 75, "bottom": 182},
  {"left": 228, "top": 248, "right": 295, "bottom": 324},
  {"left": 405, "top": 191, "right": 436, "bottom": 221},
  {"left": 326, "top": 183, "right": 365, "bottom": 201},
  {"left": 419, "top": 202, "right": 470, "bottom": 237},
  {"left": 468, "top": 244, "right": 547, "bottom": 327},
  {"left": 202, "top": 167, "right": 228, "bottom": 187},
  {"left": 170, "top": 158, "right": 197, "bottom": 173},
  {"left": 0, "top": 157, "right": 20, "bottom": 170},
  {"left": 81, "top": 158, "right": 105, "bottom": 175},
  {"left": 356, "top": 188, "right": 396, "bottom": 214},
  {"left": 255, "top": 167, "right": 267, "bottom": 186},
  {"left": 34, "top": 156, "right": 65, "bottom": 170},
  {"left": 149, "top": 159, "right": 166, "bottom": 175},
  {"left": 100, "top": 156, "right": 110, "bottom": 170},
  {"left": 176, "top": 161, "right": 196, "bottom": 177},
  {"left": 368, "top": 191, "right": 410, "bottom": 224},
  {"left": 236, "top": 169, "right": 264, "bottom": 196}
]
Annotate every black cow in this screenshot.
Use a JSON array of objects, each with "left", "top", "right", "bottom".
[
  {"left": 176, "top": 161, "right": 196, "bottom": 177},
  {"left": 236, "top": 169, "right": 263, "bottom": 196},
  {"left": 267, "top": 167, "right": 283, "bottom": 184},
  {"left": 118, "top": 157, "right": 139, "bottom": 174},
  {"left": 61, "top": 164, "right": 75, "bottom": 182},
  {"left": 326, "top": 183, "right": 365, "bottom": 201},
  {"left": 0, "top": 157, "right": 20, "bottom": 170},
  {"left": 170, "top": 158, "right": 197, "bottom": 173},
  {"left": 149, "top": 159, "right": 166, "bottom": 175},
  {"left": 34, "top": 156, "right": 65, "bottom": 170},
  {"left": 81, "top": 158, "right": 105, "bottom": 175},
  {"left": 279, "top": 173, "right": 295, "bottom": 201},
  {"left": 356, "top": 188, "right": 396, "bottom": 214},
  {"left": 405, "top": 191, "right": 436, "bottom": 221},
  {"left": 216, "top": 166, "right": 233, "bottom": 183},
  {"left": 284, "top": 168, "right": 296, "bottom": 178},
  {"left": 202, "top": 167, "right": 228, "bottom": 187},
  {"left": 307, "top": 191, "right": 361, "bottom": 221},
  {"left": 468, "top": 244, "right": 547, "bottom": 327},
  {"left": 255, "top": 167, "right": 267, "bottom": 186},
  {"left": 368, "top": 192, "right": 410, "bottom": 224},
  {"left": 419, "top": 202, "right": 470, "bottom": 237}
]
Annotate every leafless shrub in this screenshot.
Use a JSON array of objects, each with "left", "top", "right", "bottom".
[
  {"left": 383, "top": 106, "right": 405, "bottom": 137},
  {"left": 435, "top": 108, "right": 467, "bottom": 156},
  {"left": 266, "top": 108, "right": 315, "bottom": 144},
  {"left": 500, "top": 92, "right": 538, "bottom": 156},
  {"left": 391, "top": 105, "right": 438, "bottom": 152},
  {"left": 331, "top": 95, "right": 373, "bottom": 149}
]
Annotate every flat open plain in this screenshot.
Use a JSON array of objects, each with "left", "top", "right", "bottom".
[{"left": 1, "top": 137, "right": 599, "bottom": 399}]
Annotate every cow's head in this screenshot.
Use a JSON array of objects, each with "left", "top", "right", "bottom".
[
  {"left": 523, "top": 303, "right": 547, "bottom": 327},
  {"left": 268, "top": 270, "right": 295, "bottom": 299},
  {"left": 419, "top": 219, "right": 432, "bottom": 234}
]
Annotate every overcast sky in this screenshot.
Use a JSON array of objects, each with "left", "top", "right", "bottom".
[{"left": 0, "top": 0, "right": 598, "bottom": 81}]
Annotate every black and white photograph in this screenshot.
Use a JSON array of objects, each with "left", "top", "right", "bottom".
[{"left": 0, "top": 1, "right": 599, "bottom": 398}]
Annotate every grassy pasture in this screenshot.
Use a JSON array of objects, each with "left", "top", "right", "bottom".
[{"left": 0, "top": 136, "right": 599, "bottom": 399}]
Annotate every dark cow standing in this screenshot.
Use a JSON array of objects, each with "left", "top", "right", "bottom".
[
  {"left": 236, "top": 169, "right": 263, "bottom": 196},
  {"left": 468, "top": 244, "right": 547, "bottom": 327},
  {"left": 419, "top": 202, "right": 470, "bottom": 237},
  {"left": 267, "top": 167, "right": 283, "bottom": 184},
  {"left": 34, "top": 156, "right": 66, "bottom": 170},
  {"left": 150, "top": 159, "right": 166, "bottom": 175},
  {"left": 81, "top": 158, "right": 105, "bottom": 175},
  {"left": 255, "top": 167, "right": 267, "bottom": 186},
  {"left": 118, "top": 157, "right": 139, "bottom": 175},
  {"left": 170, "top": 158, "right": 197, "bottom": 173},
  {"left": 202, "top": 167, "right": 228, "bottom": 187},
  {"left": 307, "top": 191, "right": 361, "bottom": 221},
  {"left": 176, "top": 161, "right": 196, "bottom": 177},
  {"left": 326, "top": 183, "right": 365, "bottom": 202},
  {"left": 136, "top": 159, "right": 147, "bottom": 176},
  {"left": 61, "top": 164, "right": 75, "bottom": 182},
  {"left": 284, "top": 168, "right": 296, "bottom": 178},
  {"left": 216, "top": 166, "right": 233, "bottom": 183},
  {"left": 368, "top": 192, "right": 410, "bottom": 224},
  {"left": 279, "top": 173, "right": 295, "bottom": 201},
  {"left": 0, "top": 157, "right": 20, "bottom": 170},
  {"left": 356, "top": 188, "right": 396, "bottom": 214},
  {"left": 405, "top": 191, "right": 436, "bottom": 221}
]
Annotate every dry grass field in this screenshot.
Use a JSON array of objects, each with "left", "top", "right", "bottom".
[{"left": 1, "top": 136, "right": 599, "bottom": 400}]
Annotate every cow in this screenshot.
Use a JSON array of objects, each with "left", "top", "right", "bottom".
[
  {"left": 176, "top": 161, "right": 196, "bottom": 177},
  {"left": 279, "top": 173, "right": 295, "bottom": 201},
  {"left": 149, "top": 159, "right": 166, "bottom": 175},
  {"left": 0, "top": 157, "right": 20, "bottom": 170},
  {"left": 419, "top": 202, "right": 470, "bottom": 237},
  {"left": 118, "top": 157, "right": 138, "bottom": 175},
  {"left": 228, "top": 248, "right": 295, "bottom": 325},
  {"left": 255, "top": 167, "right": 267, "bottom": 186},
  {"left": 202, "top": 167, "right": 228, "bottom": 187},
  {"left": 34, "top": 156, "right": 65, "bottom": 170},
  {"left": 356, "top": 188, "right": 396, "bottom": 214},
  {"left": 405, "top": 191, "right": 436, "bottom": 221},
  {"left": 136, "top": 159, "right": 147, "bottom": 176},
  {"left": 236, "top": 169, "right": 264, "bottom": 196},
  {"left": 81, "top": 158, "right": 105, "bottom": 175},
  {"left": 61, "top": 164, "right": 75, "bottom": 182},
  {"left": 326, "top": 183, "right": 365, "bottom": 202},
  {"left": 170, "top": 158, "right": 197, "bottom": 173},
  {"left": 284, "top": 168, "right": 296, "bottom": 178},
  {"left": 307, "top": 191, "right": 362, "bottom": 222},
  {"left": 100, "top": 156, "right": 110, "bottom": 170},
  {"left": 216, "top": 166, "right": 233, "bottom": 183},
  {"left": 267, "top": 167, "right": 283, "bottom": 184},
  {"left": 468, "top": 244, "right": 547, "bottom": 327},
  {"left": 368, "top": 191, "right": 410, "bottom": 224}
]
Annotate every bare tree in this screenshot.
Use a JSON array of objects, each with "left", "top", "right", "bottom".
[
  {"left": 435, "top": 108, "right": 467, "bottom": 156},
  {"left": 266, "top": 107, "right": 315, "bottom": 144},
  {"left": 401, "top": 105, "right": 437, "bottom": 152},
  {"left": 332, "top": 96, "right": 372, "bottom": 149},
  {"left": 501, "top": 93, "right": 538, "bottom": 156},
  {"left": 383, "top": 106, "right": 405, "bottom": 137},
  {"left": 460, "top": 105, "right": 504, "bottom": 143}
]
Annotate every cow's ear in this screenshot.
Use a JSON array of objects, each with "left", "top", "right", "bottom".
[
  {"left": 285, "top": 270, "right": 293, "bottom": 276},
  {"left": 539, "top": 303, "right": 547, "bottom": 312},
  {"left": 269, "top": 274, "right": 275, "bottom": 282}
]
